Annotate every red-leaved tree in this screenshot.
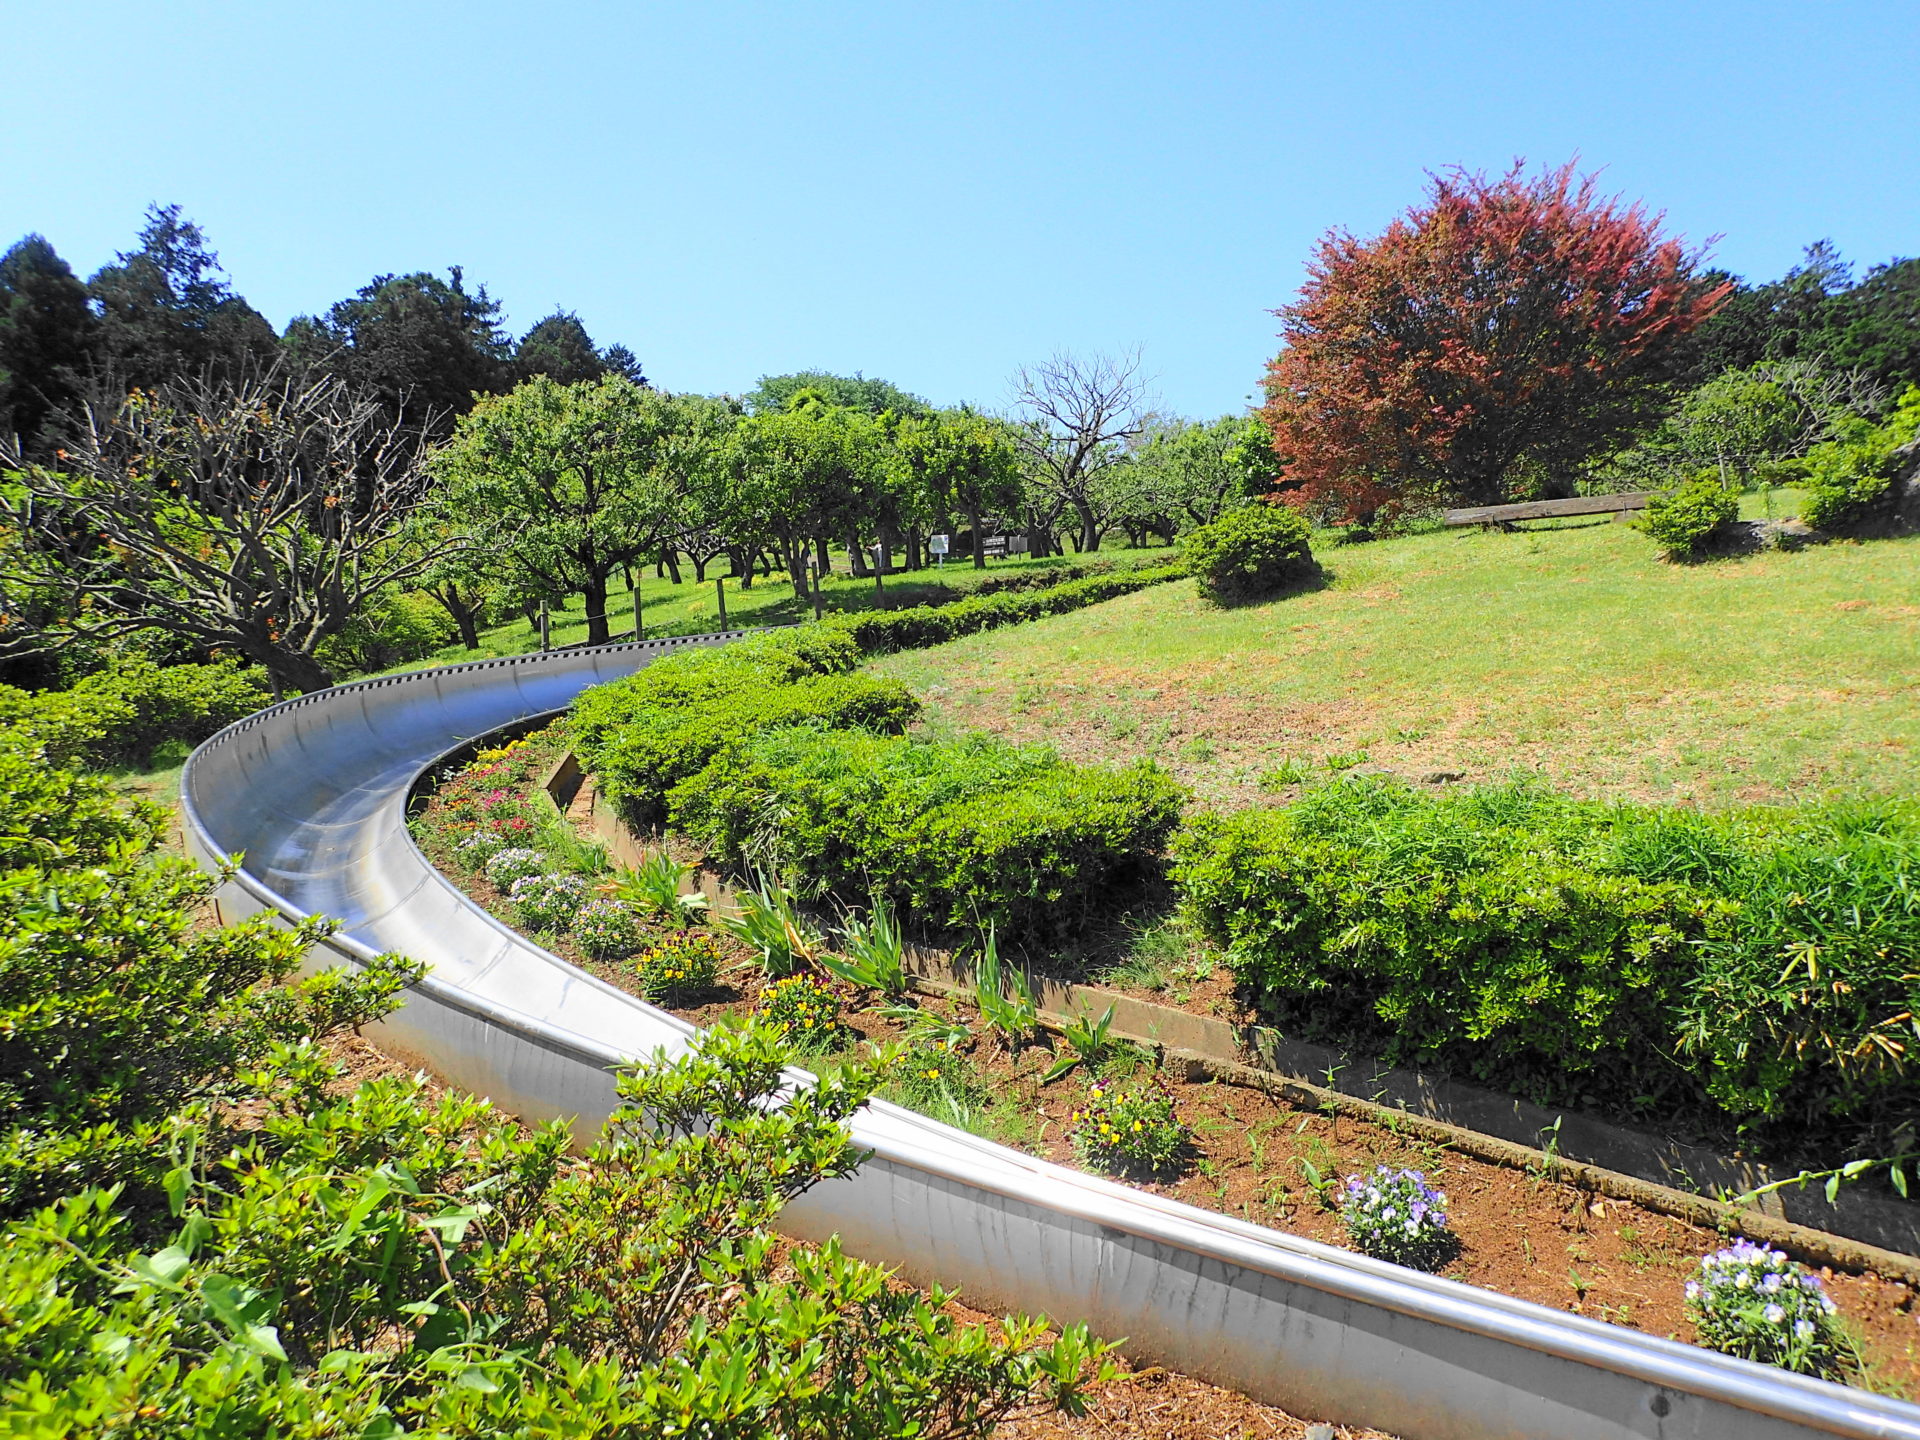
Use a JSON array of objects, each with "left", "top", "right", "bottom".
[{"left": 1261, "top": 161, "right": 1730, "bottom": 521}]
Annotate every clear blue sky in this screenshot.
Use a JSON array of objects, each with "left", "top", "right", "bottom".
[{"left": 5, "top": 1, "right": 1913, "bottom": 417}]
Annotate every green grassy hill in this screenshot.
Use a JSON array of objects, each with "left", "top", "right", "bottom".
[{"left": 874, "top": 517, "right": 1920, "bottom": 808}]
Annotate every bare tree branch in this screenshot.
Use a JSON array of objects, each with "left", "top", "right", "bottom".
[
  {"left": 0, "top": 360, "right": 450, "bottom": 694},
  {"left": 1007, "top": 348, "right": 1152, "bottom": 552}
]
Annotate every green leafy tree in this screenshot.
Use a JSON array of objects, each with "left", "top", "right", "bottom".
[
  {"left": 514, "top": 309, "right": 645, "bottom": 387},
  {"left": 86, "top": 205, "right": 278, "bottom": 390},
  {"left": 746, "top": 369, "right": 931, "bottom": 418},
  {"left": 0, "top": 235, "right": 96, "bottom": 454},
  {"left": 285, "top": 267, "right": 512, "bottom": 437},
  {"left": 433, "top": 376, "right": 729, "bottom": 644},
  {"left": 730, "top": 402, "right": 888, "bottom": 593},
  {"left": 888, "top": 407, "right": 1023, "bottom": 568}
]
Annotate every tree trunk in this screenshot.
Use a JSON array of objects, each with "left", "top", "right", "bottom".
[
  {"left": 1072, "top": 498, "right": 1102, "bottom": 552},
  {"left": 692, "top": 553, "right": 709, "bottom": 582},
  {"left": 583, "top": 571, "right": 611, "bottom": 646},
  {"left": 967, "top": 498, "right": 984, "bottom": 568},
  {"left": 848, "top": 531, "right": 870, "bottom": 577},
  {"left": 660, "top": 548, "right": 683, "bottom": 585},
  {"left": 815, "top": 535, "right": 832, "bottom": 575},
  {"left": 259, "top": 645, "right": 334, "bottom": 696},
  {"left": 783, "top": 537, "right": 812, "bottom": 598},
  {"left": 426, "top": 585, "right": 482, "bottom": 649}
]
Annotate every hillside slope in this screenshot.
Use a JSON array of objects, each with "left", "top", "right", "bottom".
[{"left": 873, "top": 521, "right": 1920, "bottom": 807}]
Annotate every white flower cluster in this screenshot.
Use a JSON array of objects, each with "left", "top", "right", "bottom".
[
  {"left": 1684, "top": 1239, "right": 1846, "bottom": 1377},
  {"left": 1339, "top": 1165, "right": 1455, "bottom": 1270},
  {"left": 508, "top": 871, "right": 586, "bottom": 932},
  {"left": 456, "top": 828, "right": 508, "bottom": 871},
  {"left": 485, "top": 846, "right": 548, "bottom": 890}
]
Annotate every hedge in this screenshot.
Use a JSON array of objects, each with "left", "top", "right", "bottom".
[
  {"left": 0, "top": 658, "right": 271, "bottom": 769},
  {"left": 1172, "top": 776, "right": 1920, "bottom": 1140},
  {"left": 572, "top": 627, "right": 1184, "bottom": 943},
  {"left": 670, "top": 726, "right": 1184, "bottom": 941},
  {"left": 820, "top": 563, "right": 1186, "bottom": 657}
]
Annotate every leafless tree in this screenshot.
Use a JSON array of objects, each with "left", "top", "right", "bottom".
[
  {"left": 0, "top": 363, "right": 450, "bottom": 695},
  {"left": 1008, "top": 348, "right": 1152, "bottom": 552}
]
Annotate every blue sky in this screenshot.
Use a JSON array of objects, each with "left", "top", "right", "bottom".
[{"left": 5, "top": 2, "right": 1913, "bottom": 417}]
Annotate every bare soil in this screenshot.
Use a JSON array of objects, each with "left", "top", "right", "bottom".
[{"left": 407, "top": 745, "right": 1920, "bottom": 1405}]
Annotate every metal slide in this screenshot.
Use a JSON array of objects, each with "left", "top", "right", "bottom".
[{"left": 180, "top": 637, "right": 1920, "bottom": 1440}]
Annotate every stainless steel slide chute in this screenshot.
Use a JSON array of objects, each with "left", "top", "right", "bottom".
[{"left": 180, "top": 636, "right": 1920, "bottom": 1440}]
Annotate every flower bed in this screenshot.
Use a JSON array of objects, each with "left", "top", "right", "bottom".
[{"left": 407, "top": 728, "right": 1920, "bottom": 1395}]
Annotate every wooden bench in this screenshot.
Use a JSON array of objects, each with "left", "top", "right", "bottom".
[{"left": 1444, "top": 492, "right": 1657, "bottom": 528}]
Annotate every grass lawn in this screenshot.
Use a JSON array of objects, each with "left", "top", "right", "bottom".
[
  {"left": 379, "top": 546, "right": 1176, "bottom": 675},
  {"left": 874, "top": 507, "right": 1920, "bottom": 808}
]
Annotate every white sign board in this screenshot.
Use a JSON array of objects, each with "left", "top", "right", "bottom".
[{"left": 929, "top": 534, "right": 949, "bottom": 555}]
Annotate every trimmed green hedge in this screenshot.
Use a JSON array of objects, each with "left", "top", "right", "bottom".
[
  {"left": 573, "top": 627, "right": 1184, "bottom": 942},
  {"left": 1173, "top": 777, "right": 1920, "bottom": 1138},
  {"left": 0, "top": 659, "right": 270, "bottom": 769},
  {"left": 572, "top": 629, "right": 920, "bottom": 824},
  {"left": 672, "top": 727, "right": 1183, "bottom": 940},
  {"left": 820, "top": 563, "right": 1186, "bottom": 656}
]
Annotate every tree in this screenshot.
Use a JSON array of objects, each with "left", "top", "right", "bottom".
[
  {"left": 513, "top": 310, "right": 606, "bottom": 385},
  {"left": 1261, "top": 161, "right": 1729, "bottom": 521},
  {"left": 432, "top": 376, "right": 727, "bottom": 645},
  {"left": 0, "top": 364, "right": 445, "bottom": 695},
  {"left": 891, "top": 408, "right": 1023, "bottom": 568},
  {"left": 1813, "top": 257, "right": 1920, "bottom": 394},
  {"left": 729, "top": 403, "right": 885, "bottom": 593},
  {"left": 285, "top": 268, "right": 511, "bottom": 437},
  {"left": 0, "top": 235, "right": 95, "bottom": 454},
  {"left": 86, "top": 205, "right": 279, "bottom": 389},
  {"left": 746, "top": 370, "right": 931, "bottom": 418},
  {"left": 1129, "top": 415, "right": 1271, "bottom": 532},
  {"left": 1672, "top": 359, "right": 1886, "bottom": 486},
  {"left": 1009, "top": 349, "right": 1150, "bottom": 552}
]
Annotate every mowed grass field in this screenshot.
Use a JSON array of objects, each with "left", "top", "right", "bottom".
[{"left": 874, "top": 515, "right": 1920, "bottom": 808}]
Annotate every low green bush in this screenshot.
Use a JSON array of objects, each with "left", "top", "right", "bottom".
[
  {"left": 0, "top": 727, "right": 417, "bottom": 1218},
  {"left": 1639, "top": 472, "right": 1740, "bottom": 559},
  {"left": 0, "top": 658, "right": 270, "bottom": 769},
  {"left": 573, "top": 629, "right": 919, "bottom": 823},
  {"left": 671, "top": 726, "right": 1184, "bottom": 942},
  {"left": 1173, "top": 776, "right": 1920, "bottom": 1139},
  {"left": 314, "top": 587, "right": 460, "bottom": 676},
  {"left": 1791, "top": 391, "right": 1919, "bottom": 533},
  {"left": 821, "top": 563, "right": 1186, "bottom": 656},
  {"left": 1180, "top": 503, "right": 1316, "bottom": 605}
]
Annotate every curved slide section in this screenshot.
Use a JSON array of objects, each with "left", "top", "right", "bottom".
[{"left": 182, "top": 638, "right": 1920, "bottom": 1440}]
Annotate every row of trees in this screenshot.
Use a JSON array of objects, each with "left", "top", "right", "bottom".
[
  {"left": 1258, "top": 161, "right": 1919, "bottom": 524},
  {"left": 0, "top": 204, "right": 643, "bottom": 455},
  {"left": 0, "top": 351, "right": 1269, "bottom": 691}
]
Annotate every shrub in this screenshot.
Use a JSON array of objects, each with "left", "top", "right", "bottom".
[
  {"left": 509, "top": 872, "right": 586, "bottom": 932},
  {"left": 1180, "top": 503, "right": 1316, "bottom": 605},
  {"left": 1685, "top": 1240, "right": 1848, "bottom": 1378},
  {"left": 454, "top": 827, "right": 510, "bottom": 872},
  {"left": 1174, "top": 777, "right": 1920, "bottom": 1139},
  {"left": 824, "top": 902, "right": 910, "bottom": 997},
  {"left": 574, "top": 897, "right": 641, "bottom": 959},
  {"left": 314, "top": 587, "right": 459, "bottom": 676},
  {"left": 485, "top": 846, "right": 548, "bottom": 890},
  {"left": 675, "top": 726, "right": 1185, "bottom": 943},
  {"left": 755, "top": 973, "right": 844, "bottom": 1050},
  {"left": 0, "top": 657, "right": 270, "bottom": 769},
  {"left": 629, "top": 933, "right": 723, "bottom": 1001},
  {"left": 1172, "top": 780, "right": 1711, "bottom": 1098},
  {"left": 573, "top": 631, "right": 920, "bottom": 824},
  {"left": 1791, "top": 388, "right": 1918, "bottom": 535},
  {"left": 1639, "top": 472, "right": 1739, "bottom": 559},
  {"left": 1070, "top": 1075, "right": 1189, "bottom": 1177},
  {"left": 1339, "top": 1166, "right": 1457, "bottom": 1271},
  {"left": 822, "top": 564, "right": 1186, "bottom": 656},
  {"left": 0, "top": 1019, "right": 1115, "bottom": 1436},
  {"left": 0, "top": 728, "right": 417, "bottom": 1217}
]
